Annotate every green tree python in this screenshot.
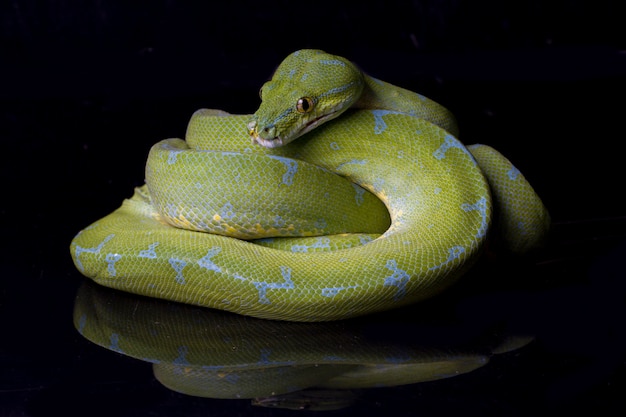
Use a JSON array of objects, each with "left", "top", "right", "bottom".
[
  {"left": 70, "top": 49, "right": 550, "bottom": 321},
  {"left": 74, "top": 280, "right": 533, "bottom": 409}
]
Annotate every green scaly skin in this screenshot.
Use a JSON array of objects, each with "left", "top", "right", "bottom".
[
  {"left": 70, "top": 49, "right": 550, "bottom": 321},
  {"left": 74, "top": 281, "right": 530, "bottom": 404},
  {"left": 247, "top": 49, "right": 458, "bottom": 146}
]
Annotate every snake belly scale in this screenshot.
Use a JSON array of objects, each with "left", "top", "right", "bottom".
[{"left": 70, "top": 49, "right": 550, "bottom": 321}]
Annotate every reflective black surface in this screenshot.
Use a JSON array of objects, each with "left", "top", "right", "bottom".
[{"left": 2, "top": 2, "right": 626, "bottom": 416}]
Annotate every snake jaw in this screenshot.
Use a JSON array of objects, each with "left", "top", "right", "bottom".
[
  {"left": 299, "top": 111, "right": 339, "bottom": 137},
  {"left": 248, "top": 112, "right": 338, "bottom": 149},
  {"left": 253, "top": 135, "right": 284, "bottom": 148},
  {"left": 248, "top": 120, "right": 284, "bottom": 148}
]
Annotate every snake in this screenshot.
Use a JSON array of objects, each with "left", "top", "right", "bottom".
[
  {"left": 70, "top": 49, "right": 550, "bottom": 322},
  {"left": 74, "top": 280, "right": 532, "bottom": 407}
]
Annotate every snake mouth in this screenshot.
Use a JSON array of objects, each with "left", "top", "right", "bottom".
[
  {"left": 251, "top": 111, "right": 340, "bottom": 148},
  {"left": 296, "top": 111, "right": 339, "bottom": 138},
  {"left": 253, "top": 136, "right": 284, "bottom": 148}
]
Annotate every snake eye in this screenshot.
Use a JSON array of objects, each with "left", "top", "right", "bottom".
[{"left": 296, "top": 97, "right": 314, "bottom": 113}]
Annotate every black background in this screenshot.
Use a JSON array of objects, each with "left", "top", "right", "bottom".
[{"left": 1, "top": 1, "right": 625, "bottom": 416}]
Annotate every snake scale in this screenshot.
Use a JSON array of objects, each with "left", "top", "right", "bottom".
[
  {"left": 70, "top": 49, "right": 550, "bottom": 321},
  {"left": 74, "top": 280, "right": 532, "bottom": 406}
]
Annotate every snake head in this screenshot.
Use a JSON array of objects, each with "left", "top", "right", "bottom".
[{"left": 248, "top": 49, "right": 364, "bottom": 148}]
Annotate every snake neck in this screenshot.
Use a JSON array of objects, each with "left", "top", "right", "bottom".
[{"left": 353, "top": 75, "right": 459, "bottom": 137}]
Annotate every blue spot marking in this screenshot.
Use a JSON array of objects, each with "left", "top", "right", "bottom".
[
  {"left": 321, "top": 285, "right": 358, "bottom": 297},
  {"left": 371, "top": 109, "right": 402, "bottom": 134},
  {"left": 167, "top": 150, "right": 182, "bottom": 165},
  {"left": 166, "top": 203, "right": 178, "bottom": 218},
  {"left": 508, "top": 165, "right": 521, "bottom": 180},
  {"left": 433, "top": 134, "right": 476, "bottom": 163},
  {"left": 323, "top": 355, "right": 346, "bottom": 361},
  {"left": 330, "top": 142, "right": 340, "bottom": 150},
  {"left": 110, "top": 333, "right": 122, "bottom": 353},
  {"left": 359, "top": 235, "right": 374, "bottom": 245},
  {"left": 336, "top": 159, "right": 367, "bottom": 171},
  {"left": 516, "top": 220, "right": 527, "bottom": 236},
  {"left": 271, "top": 107, "right": 293, "bottom": 126},
  {"left": 268, "top": 155, "right": 298, "bottom": 185},
  {"left": 139, "top": 242, "right": 159, "bottom": 259},
  {"left": 256, "top": 348, "right": 295, "bottom": 366},
  {"left": 319, "top": 59, "right": 345, "bottom": 66},
  {"left": 273, "top": 215, "right": 285, "bottom": 227},
  {"left": 373, "top": 178, "right": 385, "bottom": 192},
  {"left": 173, "top": 346, "right": 190, "bottom": 365},
  {"left": 74, "top": 233, "right": 114, "bottom": 272},
  {"left": 201, "top": 365, "right": 225, "bottom": 371},
  {"left": 314, "top": 218, "right": 327, "bottom": 229},
  {"left": 312, "top": 237, "right": 331, "bottom": 249},
  {"left": 254, "top": 266, "right": 294, "bottom": 304},
  {"left": 291, "top": 237, "right": 331, "bottom": 253},
  {"left": 352, "top": 183, "right": 365, "bottom": 206},
  {"left": 385, "top": 355, "right": 411, "bottom": 364},
  {"left": 105, "top": 253, "right": 121, "bottom": 276},
  {"left": 372, "top": 110, "right": 388, "bottom": 134},
  {"left": 319, "top": 81, "right": 359, "bottom": 99},
  {"left": 198, "top": 247, "right": 222, "bottom": 273},
  {"left": 383, "top": 260, "right": 410, "bottom": 301},
  {"left": 224, "top": 373, "right": 240, "bottom": 384},
  {"left": 77, "top": 314, "right": 87, "bottom": 335},
  {"left": 220, "top": 202, "right": 235, "bottom": 219},
  {"left": 429, "top": 246, "right": 466, "bottom": 271},
  {"left": 461, "top": 196, "right": 489, "bottom": 239},
  {"left": 169, "top": 258, "right": 187, "bottom": 284},
  {"left": 258, "top": 349, "right": 272, "bottom": 364}
]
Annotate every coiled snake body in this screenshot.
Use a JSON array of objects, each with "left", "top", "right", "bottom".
[{"left": 70, "top": 50, "right": 550, "bottom": 321}]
